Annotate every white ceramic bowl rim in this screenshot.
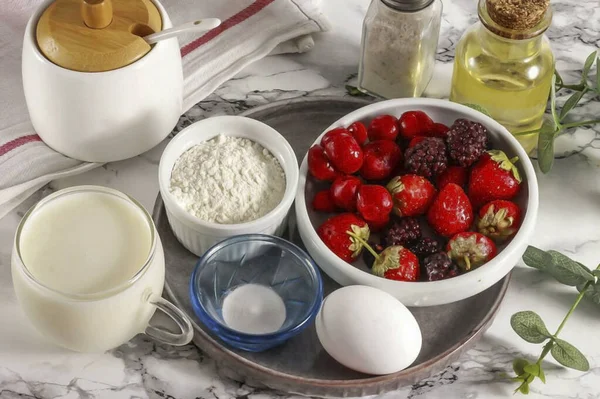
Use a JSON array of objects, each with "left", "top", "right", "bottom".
[
  {"left": 26, "top": 0, "right": 172, "bottom": 75},
  {"left": 296, "top": 98, "right": 539, "bottom": 290},
  {"left": 158, "top": 115, "right": 299, "bottom": 234}
]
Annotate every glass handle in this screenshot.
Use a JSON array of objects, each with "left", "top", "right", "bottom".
[{"left": 144, "top": 293, "right": 193, "bottom": 346}]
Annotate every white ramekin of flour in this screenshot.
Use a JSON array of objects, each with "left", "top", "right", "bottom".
[{"left": 158, "top": 116, "right": 299, "bottom": 256}]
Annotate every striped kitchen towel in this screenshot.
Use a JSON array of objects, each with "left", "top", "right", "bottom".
[{"left": 0, "top": 0, "right": 329, "bottom": 218}]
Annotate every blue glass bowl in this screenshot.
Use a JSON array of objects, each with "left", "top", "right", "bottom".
[{"left": 189, "top": 234, "right": 323, "bottom": 352}]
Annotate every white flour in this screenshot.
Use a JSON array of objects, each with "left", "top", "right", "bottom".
[{"left": 169, "top": 135, "right": 286, "bottom": 224}]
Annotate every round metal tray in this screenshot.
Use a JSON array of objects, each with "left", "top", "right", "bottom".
[{"left": 156, "top": 97, "right": 509, "bottom": 397}]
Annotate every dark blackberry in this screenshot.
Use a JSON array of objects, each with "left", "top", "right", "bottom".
[
  {"left": 423, "top": 252, "right": 460, "bottom": 281},
  {"left": 410, "top": 237, "right": 443, "bottom": 259},
  {"left": 404, "top": 137, "right": 448, "bottom": 178},
  {"left": 445, "top": 119, "right": 489, "bottom": 167},
  {"left": 362, "top": 242, "right": 385, "bottom": 268},
  {"left": 385, "top": 217, "right": 421, "bottom": 247}
]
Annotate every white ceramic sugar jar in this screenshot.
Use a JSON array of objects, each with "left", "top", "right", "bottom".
[{"left": 22, "top": 0, "right": 183, "bottom": 162}]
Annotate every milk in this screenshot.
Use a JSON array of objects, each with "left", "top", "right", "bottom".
[
  {"left": 12, "top": 188, "right": 166, "bottom": 352},
  {"left": 20, "top": 191, "right": 152, "bottom": 295}
]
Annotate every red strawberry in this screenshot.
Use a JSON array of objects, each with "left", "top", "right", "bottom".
[
  {"left": 386, "top": 174, "right": 436, "bottom": 217},
  {"left": 360, "top": 140, "right": 402, "bottom": 181},
  {"left": 356, "top": 185, "right": 393, "bottom": 222},
  {"left": 427, "top": 183, "right": 473, "bottom": 237},
  {"left": 330, "top": 175, "right": 362, "bottom": 211},
  {"left": 436, "top": 166, "right": 468, "bottom": 190},
  {"left": 307, "top": 145, "right": 338, "bottom": 181},
  {"left": 408, "top": 136, "right": 428, "bottom": 148},
  {"left": 347, "top": 121, "right": 368, "bottom": 146},
  {"left": 367, "top": 115, "right": 399, "bottom": 142},
  {"left": 321, "top": 127, "right": 348, "bottom": 147},
  {"left": 312, "top": 190, "right": 337, "bottom": 213},
  {"left": 477, "top": 200, "right": 521, "bottom": 240},
  {"left": 322, "top": 132, "right": 364, "bottom": 174},
  {"left": 398, "top": 110, "right": 434, "bottom": 140},
  {"left": 468, "top": 150, "right": 522, "bottom": 208},
  {"left": 317, "top": 213, "right": 370, "bottom": 263},
  {"left": 425, "top": 123, "right": 450, "bottom": 138},
  {"left": 365, "top": 214, "right": 390, "bottom": 233},
  {"left": 447, "top": 232, "right": 497, "bottom": 271},
  {"left": 371, "top": 245, "right": 420, "bottom": 282}
]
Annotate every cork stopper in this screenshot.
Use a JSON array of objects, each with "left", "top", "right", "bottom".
[{"left": 486, "top": 0, "right": 549, "bottom": 31}]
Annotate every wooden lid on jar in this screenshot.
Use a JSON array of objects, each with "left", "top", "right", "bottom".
[{"left": 36, "top": 0, "right": 162, "bottom": 72}]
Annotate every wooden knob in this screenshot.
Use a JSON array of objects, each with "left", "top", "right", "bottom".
[{"left": 81, "top": 0, "right": 113, "bottom": 29}]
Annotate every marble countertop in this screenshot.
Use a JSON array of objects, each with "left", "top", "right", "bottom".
[{"left": 2, "top": 0, "right": 600, "bottom": 398}]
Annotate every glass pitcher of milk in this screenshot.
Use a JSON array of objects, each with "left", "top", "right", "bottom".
[{"left": 11, "top": 186, "right": 193, "bottom": 352}]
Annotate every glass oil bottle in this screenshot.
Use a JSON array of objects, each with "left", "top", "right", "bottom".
[{"left": 450, "top": 0, "right": 554, "bottom": 154}]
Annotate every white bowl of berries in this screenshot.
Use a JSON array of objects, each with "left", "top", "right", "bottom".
[{"left": 295, "top": 98, "right": 538, "bottom": 306}]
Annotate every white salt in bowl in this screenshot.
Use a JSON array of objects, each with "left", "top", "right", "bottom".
[
  {"left": 158, "top": 116, "right": 299, "bottom": 256},
  {"left": 189, "top": 234, "right": 323, "bottom": 352},
  {"left": 295, "top": 98, "right": 539, "bottom": 306}
]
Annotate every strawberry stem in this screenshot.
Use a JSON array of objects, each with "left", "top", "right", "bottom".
[
  {"left": 464, "top": 255, "right": 471, "bottom": 271},
  {"left": 509, "top": 156, "right": 519, "bottom": 164},
  {"left": 347, "top": 231, "right": 380, "bottom": 260}
]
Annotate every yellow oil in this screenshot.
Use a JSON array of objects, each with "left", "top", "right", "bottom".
[{"left": 450, "top": 24, "right": 554, "bottom": 154}]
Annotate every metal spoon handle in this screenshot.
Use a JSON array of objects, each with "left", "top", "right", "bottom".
[{"left": 144, "top": 18, "right": 221, "bottom": 45}]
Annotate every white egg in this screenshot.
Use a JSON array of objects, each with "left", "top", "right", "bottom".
[{"left": 315, "top": 285, "right": 422, "bottom": 375}]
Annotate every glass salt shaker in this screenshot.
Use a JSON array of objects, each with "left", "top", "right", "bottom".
[{"left": 358, "top": 0, "right": 443, "bottom": 99}]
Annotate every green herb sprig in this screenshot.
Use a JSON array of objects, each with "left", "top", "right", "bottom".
[
  {"left": 511, "top": 246, "right": 600, "bottom": 394},
  {"left": 345, "top": 85, "right": 373, "bottom": 97},
  {"left": 515, "top": 51, "right": 600, "bottom": 173}
]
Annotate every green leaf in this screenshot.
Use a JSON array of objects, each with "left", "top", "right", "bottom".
[
  {"left": 510, "top": 311, "right": 551, "bottom": 343},
  {"left": 522, "top": 245, "right": 553, "bottom": 270},
  {"left": 523, "top": 363, "right": 540, "bottom": 377},
  {"left": 525, "top": 246, "right": 596, "bottom": 285},
  {"left": 581, "top": 51, "right": 597, "bottom": 83},
  {"left": 554, "top": 69, "right": 563, "bottom": 89},
  {"left": 550, "top": 74, "right": 560, "bottom": 127},
  {"left": 596, "top": 56, "right": 600, "bottom": 94},
  {"left": 577, "top": 262, "right": 593, "bottom": 274},
  {"left": 519, "top": 381, "right": 530, "bottom": 394},
  {"left": 538, "top": 365, "right": 546, "bottom": 383},
  {"left": 559, "top": 90, "right": 585, "bottom": 121},
  {"left": 577, "top": 281, "right": 600, "bottom": 305},
  {"left": 462, "top": 103, "right": 492, "bottom": 117},
  {"left": 546, "top": 250, "right": 595, "bottom": 286},
  {"left": 345, "top": 85, "right": 370, "bottom": 97},
  {"left": 513, "top": 358, "right": 530, "bottom": 375},
  {"left": 537, "top": 118, "right": 557, "bottom": 174},
  {"left": 593, "top": 269, "right": 600, "bottom": 279},
  {"left": 551, "top": 339, "right": 590, "bottom": 371}
]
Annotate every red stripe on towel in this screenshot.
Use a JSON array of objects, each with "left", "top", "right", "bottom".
[
  {"left": 181, "top": 0, "right": 276, "bottom": 57},
  {"left": 0, "top": 134, "right": 41, "bottom": 157}
]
